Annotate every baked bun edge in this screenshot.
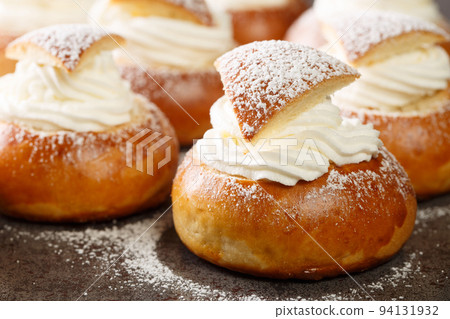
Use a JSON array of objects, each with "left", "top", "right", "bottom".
[
  {"left": 6, "top": 24, "right": 124, "bottom": 72},
  {"left": 341, "top": 98, "right": 450, "bottom": 199},
  {"left": 172, "top": 148, "right": 417, "bottom": 279}
]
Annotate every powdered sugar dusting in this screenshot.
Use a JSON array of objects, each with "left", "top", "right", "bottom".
[
  {"left": 329, "top": 11, "right": 449, "bottom": 63},
  {"left": 9, "top": 24, "right": 108, "bottom": 71},
  {"left": 215, "top": 40, "right": 358, "bottom": 140},
  {"left": 305, "top": 148, "right": 411, "bottom": 209},
  {"left": 0, "top": 99, "right": 163, "bottom": 170},
  {"left": 119, "top": 63, "right": 220, "bottom": 101}
]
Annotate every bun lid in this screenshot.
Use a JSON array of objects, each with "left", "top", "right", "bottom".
[
  {"left": 215, "top": 40, "right": 359, "bottom": 141},
  {"left": 6, "top": 24, "right": 124, "bottom": 72},
  {"left": 323, "top": 11, "right": 450, "bottom": 67},
  {"left": 109, "top": 0, "right": 213, "bottom": 25}
]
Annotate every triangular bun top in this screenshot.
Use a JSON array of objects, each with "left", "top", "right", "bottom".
[
  {"left": 324, "top": 11, "right": 449, "bottom": 67},
  {"left": 215, "top": 40, "right": 359, "bottom": 141},
  {"left": 110, "top": 0, "right": 212, "bottom": 25},
  {"left": 6, "top": 24, "right": 123, "bottom": 72}
]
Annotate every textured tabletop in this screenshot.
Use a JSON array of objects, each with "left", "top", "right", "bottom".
[{"left": 0, "top": 192, "right": 448, "bottom": 301}]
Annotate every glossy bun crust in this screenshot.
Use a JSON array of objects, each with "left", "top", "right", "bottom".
[
  {"left": 342, "top": 104, "right": 450, "bottom": 199},
  {"left": 172, "top": 149, "right": 417, "bottom": 280},
  {"left": 231, "top": 0, "right": 309, "bottom": 45},
  {"left": 120, "top": 63, "right": 222, "bottom": 145},
  {"left": 0, "top": 96, "right": 179, "bottom": 222},
  {"left": 285, "top": 10, "right": 450, "bottom": 50}
]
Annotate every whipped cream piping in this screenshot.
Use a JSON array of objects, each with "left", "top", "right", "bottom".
[
  {"left": 314, "top": 0, "right": 444, "bottom": 24},
  {"left": 0, "top": 0, "right": 95, "bottom": 35},
  {"left": 93, "top": 0, "right": 235, "bottom": 70},
  {"left": 195, "top": 97, "right": 381, "bottom": 186},
  {"left": 333, "top": 45, "right": 450, "bottom": 112},
  {"left": 0, "top": 51, "right": 135, "bottom": 132}
]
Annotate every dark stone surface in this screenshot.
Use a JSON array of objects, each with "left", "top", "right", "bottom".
[{"left": 0, "top": 193, "right": 448, "bottom": 301}]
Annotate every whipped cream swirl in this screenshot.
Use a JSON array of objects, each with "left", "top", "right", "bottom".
[
  {"left": 205, "top": 0, "right": 290, "bottom": 11},
  {"left": 333, "top": 45, "right": 450, "bottom": 113},
  {"left": 93, "top": 0, "right": 235, "bottom": 70},
  {"left": 314, "top": 0, "right": 444, "bottom": 24},
  {"left": 0, "top": 51, "right": 135, "bottom": 132},
  {"left": 195, "top": 96, "right": 382, "bottom": 186},
  {"left": 0, "top": 0, "right": 95, "bottom": 35}
]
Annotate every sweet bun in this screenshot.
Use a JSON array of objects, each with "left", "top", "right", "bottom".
[
  {"left": 321, "top": 12, "right": 449, "bottom": 67},
  {"left": 327, "top": 12, "right": 450, "bottom": 198},
  {"left": 285, "top": 8, "right": 326, "bottom": 48},
  {"left": 172, "top": 41, "right": 417, "bottom": 279},
  {"left": 5, "top": 26, "right": 124, "bottom": 72},
  {"left": 94, "top": 0, "right": 235, "bottom": 145},
  {"left": 0, "top": 25, "right": 179, "bottom": 222}
]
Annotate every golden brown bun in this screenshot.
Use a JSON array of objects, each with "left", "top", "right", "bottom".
[
  {"left": 119, "top": 62, "right": 222, "bottom": 146},
  {"left": 322, "top": 12, "right": 449, "bottom": 67},
  {"left": 172, "top": 149, "right": 417, "bottom": 279},
  {"left": 0, "top": 96, "right": 179, "bottom": 223},
  {"left": 285, "top": 8, "right": 327, "bottom": 48},
  {"left": 110, "top": 0, "right": 213, "bottom": 25},
  {"left": 230, "top": 0, "right": 309, "bottom": 45},
  {"left": 342, "top": 102, "right": 450, "bottom": 199},
  {"left": 326, "top": 15, "right": 450, "bottom": 198}
]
